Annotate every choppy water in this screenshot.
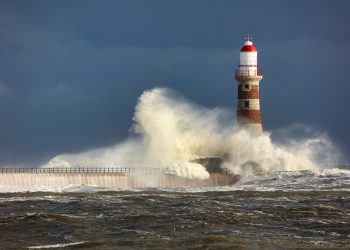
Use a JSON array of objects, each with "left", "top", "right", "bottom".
[{"left": 1, "top": 169, "right": 350, "bottom": 249}]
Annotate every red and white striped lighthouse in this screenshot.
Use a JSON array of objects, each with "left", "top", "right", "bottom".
[{"left": 235, "top": 35, "right": 263, "bottom": 134}]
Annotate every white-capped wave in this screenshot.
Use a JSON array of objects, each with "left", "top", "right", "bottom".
[{"left": 27, "top": 241, "right": 86, "bottom": 249}]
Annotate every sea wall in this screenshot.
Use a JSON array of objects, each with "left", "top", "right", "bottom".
[
  {"left": 0, "top": 172, "right": 238, "bottom": 189},
  {"left": 0, "top": 173, "right": 128, "bottom": 188}
]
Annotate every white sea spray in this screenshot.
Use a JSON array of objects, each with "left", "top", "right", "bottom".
[{"left": 44, "top": 87, "right": 340, "bottom": 179}]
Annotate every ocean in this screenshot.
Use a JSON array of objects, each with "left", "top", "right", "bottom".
[{"left": 0, "top": 169, "right": 349, "bottom": 249}]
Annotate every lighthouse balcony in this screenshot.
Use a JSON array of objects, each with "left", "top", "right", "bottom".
[
  {"left": 235, "top": 69, "right": 263, "bottom": 80},
  {"left": 235, "top": 69, "right": 263, "bottom": 77}
]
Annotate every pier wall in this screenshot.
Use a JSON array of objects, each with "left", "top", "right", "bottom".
[{"left": 0, "top": 171, "right": 238, "bottom": 189}]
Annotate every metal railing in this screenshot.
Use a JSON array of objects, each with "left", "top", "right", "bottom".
[
  {"left": 0, "top": 167, "right": 161, "bottom": 174},
  {"left": 0, "top": 167, "right": 232, "bottom": 175},
  {"left": 235, "top": 69, "right": 263, "bottom": 77},
  {"left": 206, "top": 168, "right": 231, "bottom": 174}
]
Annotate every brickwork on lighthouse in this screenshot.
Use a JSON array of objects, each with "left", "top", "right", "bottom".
[{"left": 234, "top": 36, "right": 263, "bottom": 134}]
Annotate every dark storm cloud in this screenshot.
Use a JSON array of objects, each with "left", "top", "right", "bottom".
[{"left": 0, "top": 0, "right": 349, "bottom": 166}]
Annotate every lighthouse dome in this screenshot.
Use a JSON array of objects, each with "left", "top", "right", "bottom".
[{"left": 240, "top": 40, "right": 257, "bottom": 52}]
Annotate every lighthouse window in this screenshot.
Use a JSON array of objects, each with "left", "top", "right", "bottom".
[
  {"left": 244, "top": 101, "right": 250, "bottom": 108},
  {"left": 242, "top": 84, "right": 250, "bottom": 91}
]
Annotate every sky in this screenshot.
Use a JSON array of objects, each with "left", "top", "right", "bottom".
[{"left": 0, "top": 0, "right": 349, "bottom": 166}]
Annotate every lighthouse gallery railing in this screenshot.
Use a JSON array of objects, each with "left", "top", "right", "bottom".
[{"left": 235, "top": 69, "right": 263, "bottom": 77}]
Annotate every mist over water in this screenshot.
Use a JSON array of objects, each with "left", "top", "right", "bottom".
[{"left": 44, "top": 88, "right": 341, "bottom": 178}]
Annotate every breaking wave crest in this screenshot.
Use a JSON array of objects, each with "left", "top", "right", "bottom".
[{"left": 44, "top": 87, "right": 341, "bottom": 179}]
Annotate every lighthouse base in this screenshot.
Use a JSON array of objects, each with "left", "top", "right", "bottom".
[{"left": 245, "top": 123, "right": 263, "bottom": 135}]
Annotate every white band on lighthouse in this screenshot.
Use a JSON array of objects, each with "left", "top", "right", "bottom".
[
  {"left": 244, "top": 124, "right": 263, "bottom": 133},
  {"left": 237, "top": 99, "right": 260, "bottom": 110}
]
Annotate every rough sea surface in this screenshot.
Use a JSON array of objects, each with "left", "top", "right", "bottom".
[{"left": 1, "top": 169, "right": 350, "bottom": 249}]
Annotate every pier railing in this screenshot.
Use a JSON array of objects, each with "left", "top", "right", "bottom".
[{"left": 0, "top": 167, "right": 232, "bottom": 175}]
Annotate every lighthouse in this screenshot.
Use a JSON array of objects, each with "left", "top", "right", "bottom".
[{"left": 235, "top": 35, "right": 263, "bottom": 134}]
